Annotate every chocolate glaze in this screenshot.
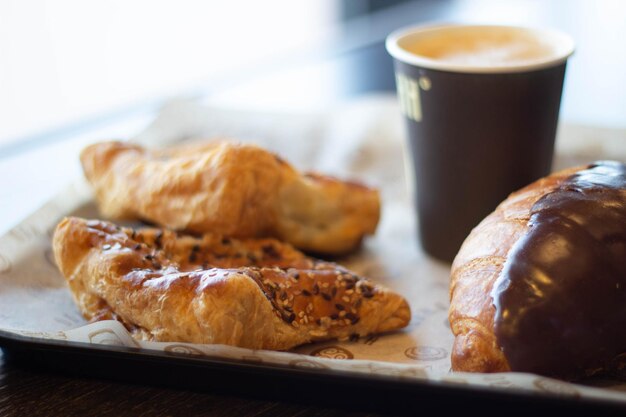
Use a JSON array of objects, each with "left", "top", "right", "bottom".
[{"left": 492, "top": 161, "right": 626, "bottom": 379}]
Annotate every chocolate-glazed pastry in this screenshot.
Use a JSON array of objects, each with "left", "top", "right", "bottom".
[{"left": 449, "top": 161, "right": 626, "bottom": 379}]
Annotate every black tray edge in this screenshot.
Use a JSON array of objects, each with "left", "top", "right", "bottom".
[{"left": 2, "top": 329, "right": 626, "bottom": 416}]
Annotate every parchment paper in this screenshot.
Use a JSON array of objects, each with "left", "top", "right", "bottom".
[{"left": 1, "top": 95, "right": 626, "bottom": 405}]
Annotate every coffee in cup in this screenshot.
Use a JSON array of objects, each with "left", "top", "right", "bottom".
[{"left": 386, "top": 24, "right": 575, "bottom": 262}]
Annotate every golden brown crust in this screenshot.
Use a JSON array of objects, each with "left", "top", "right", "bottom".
[
  {"left": 448, "top": 166, "right": 582, "bottom": 373},
  {"left": 79, "top": 140, "right": 380, "bottom": 255},
  {"left": 53, "top": 217, "right": 410, "bottom": 350}
]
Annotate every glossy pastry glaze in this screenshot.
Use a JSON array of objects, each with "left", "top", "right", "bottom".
[{"left": 493, "top": 161, "right": 626, "bottom": 378}]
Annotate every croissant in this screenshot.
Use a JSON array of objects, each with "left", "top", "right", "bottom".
[
  {"left": 53, "top": 217, "right": 410, "bottom": 350},
  {"left": 79, "top": 140, "right": 380, "bottom": 255},
  {"left": 449, "top": 161, "right": 626, "bottom": 380}
]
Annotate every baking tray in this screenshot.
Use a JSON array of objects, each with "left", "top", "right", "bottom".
[
  {"left": 2, "top": 100, "right": 626, "bottom": 415},
  {"left": 1, "top": 184, "right": 626, "bottom": 417}
]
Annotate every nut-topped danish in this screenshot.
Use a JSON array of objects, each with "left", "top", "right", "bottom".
[{"left": 53, "top": 217, "right": 410, "bottom": 350}]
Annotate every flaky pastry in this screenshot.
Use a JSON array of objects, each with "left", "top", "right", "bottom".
[
  {"left": 53, "top": 217, "right": 410, "bottom": 350},
  {"left": 80, "top": 140, "right": 380, "bottom": 255}
]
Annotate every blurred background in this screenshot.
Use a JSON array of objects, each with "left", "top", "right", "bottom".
[{"left": 0, "top": 0, "right": 625, "bottom": 232}]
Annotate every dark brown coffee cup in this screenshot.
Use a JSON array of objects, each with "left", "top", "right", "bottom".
[{"left": 386, "top": 24, "right": 574, "bottom": 262}]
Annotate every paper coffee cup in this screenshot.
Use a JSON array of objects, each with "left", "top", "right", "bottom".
[{"left": 386, "top": 24, "right": 575, "bottom": 262}]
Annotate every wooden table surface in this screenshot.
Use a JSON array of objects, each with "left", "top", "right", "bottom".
[
  {"left": 0, "top": 352, "right": 387, "bottom": 417},
  {"left": 1, "top": 1, "right": 625, "bottom": 416}
]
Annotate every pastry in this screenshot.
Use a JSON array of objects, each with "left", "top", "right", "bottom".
[
  {"left": 80, "top": 140, "right": 380, "bottom": 255},
  {"left": 449, "top": 161, "right": 626, "bottom": 380},
  {"left": 53, "top": 217, "right": 410, "bottom": 350}
]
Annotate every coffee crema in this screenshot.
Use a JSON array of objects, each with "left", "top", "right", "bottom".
[
  {"left": 388, "top": 24, "right": 574, "bottom": 73},
  {"left": 492, "top": 161, "right": 626, "bottom": 379},
  {"left": 404, "top": 26, "right": 556, "bottom": 66}
]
